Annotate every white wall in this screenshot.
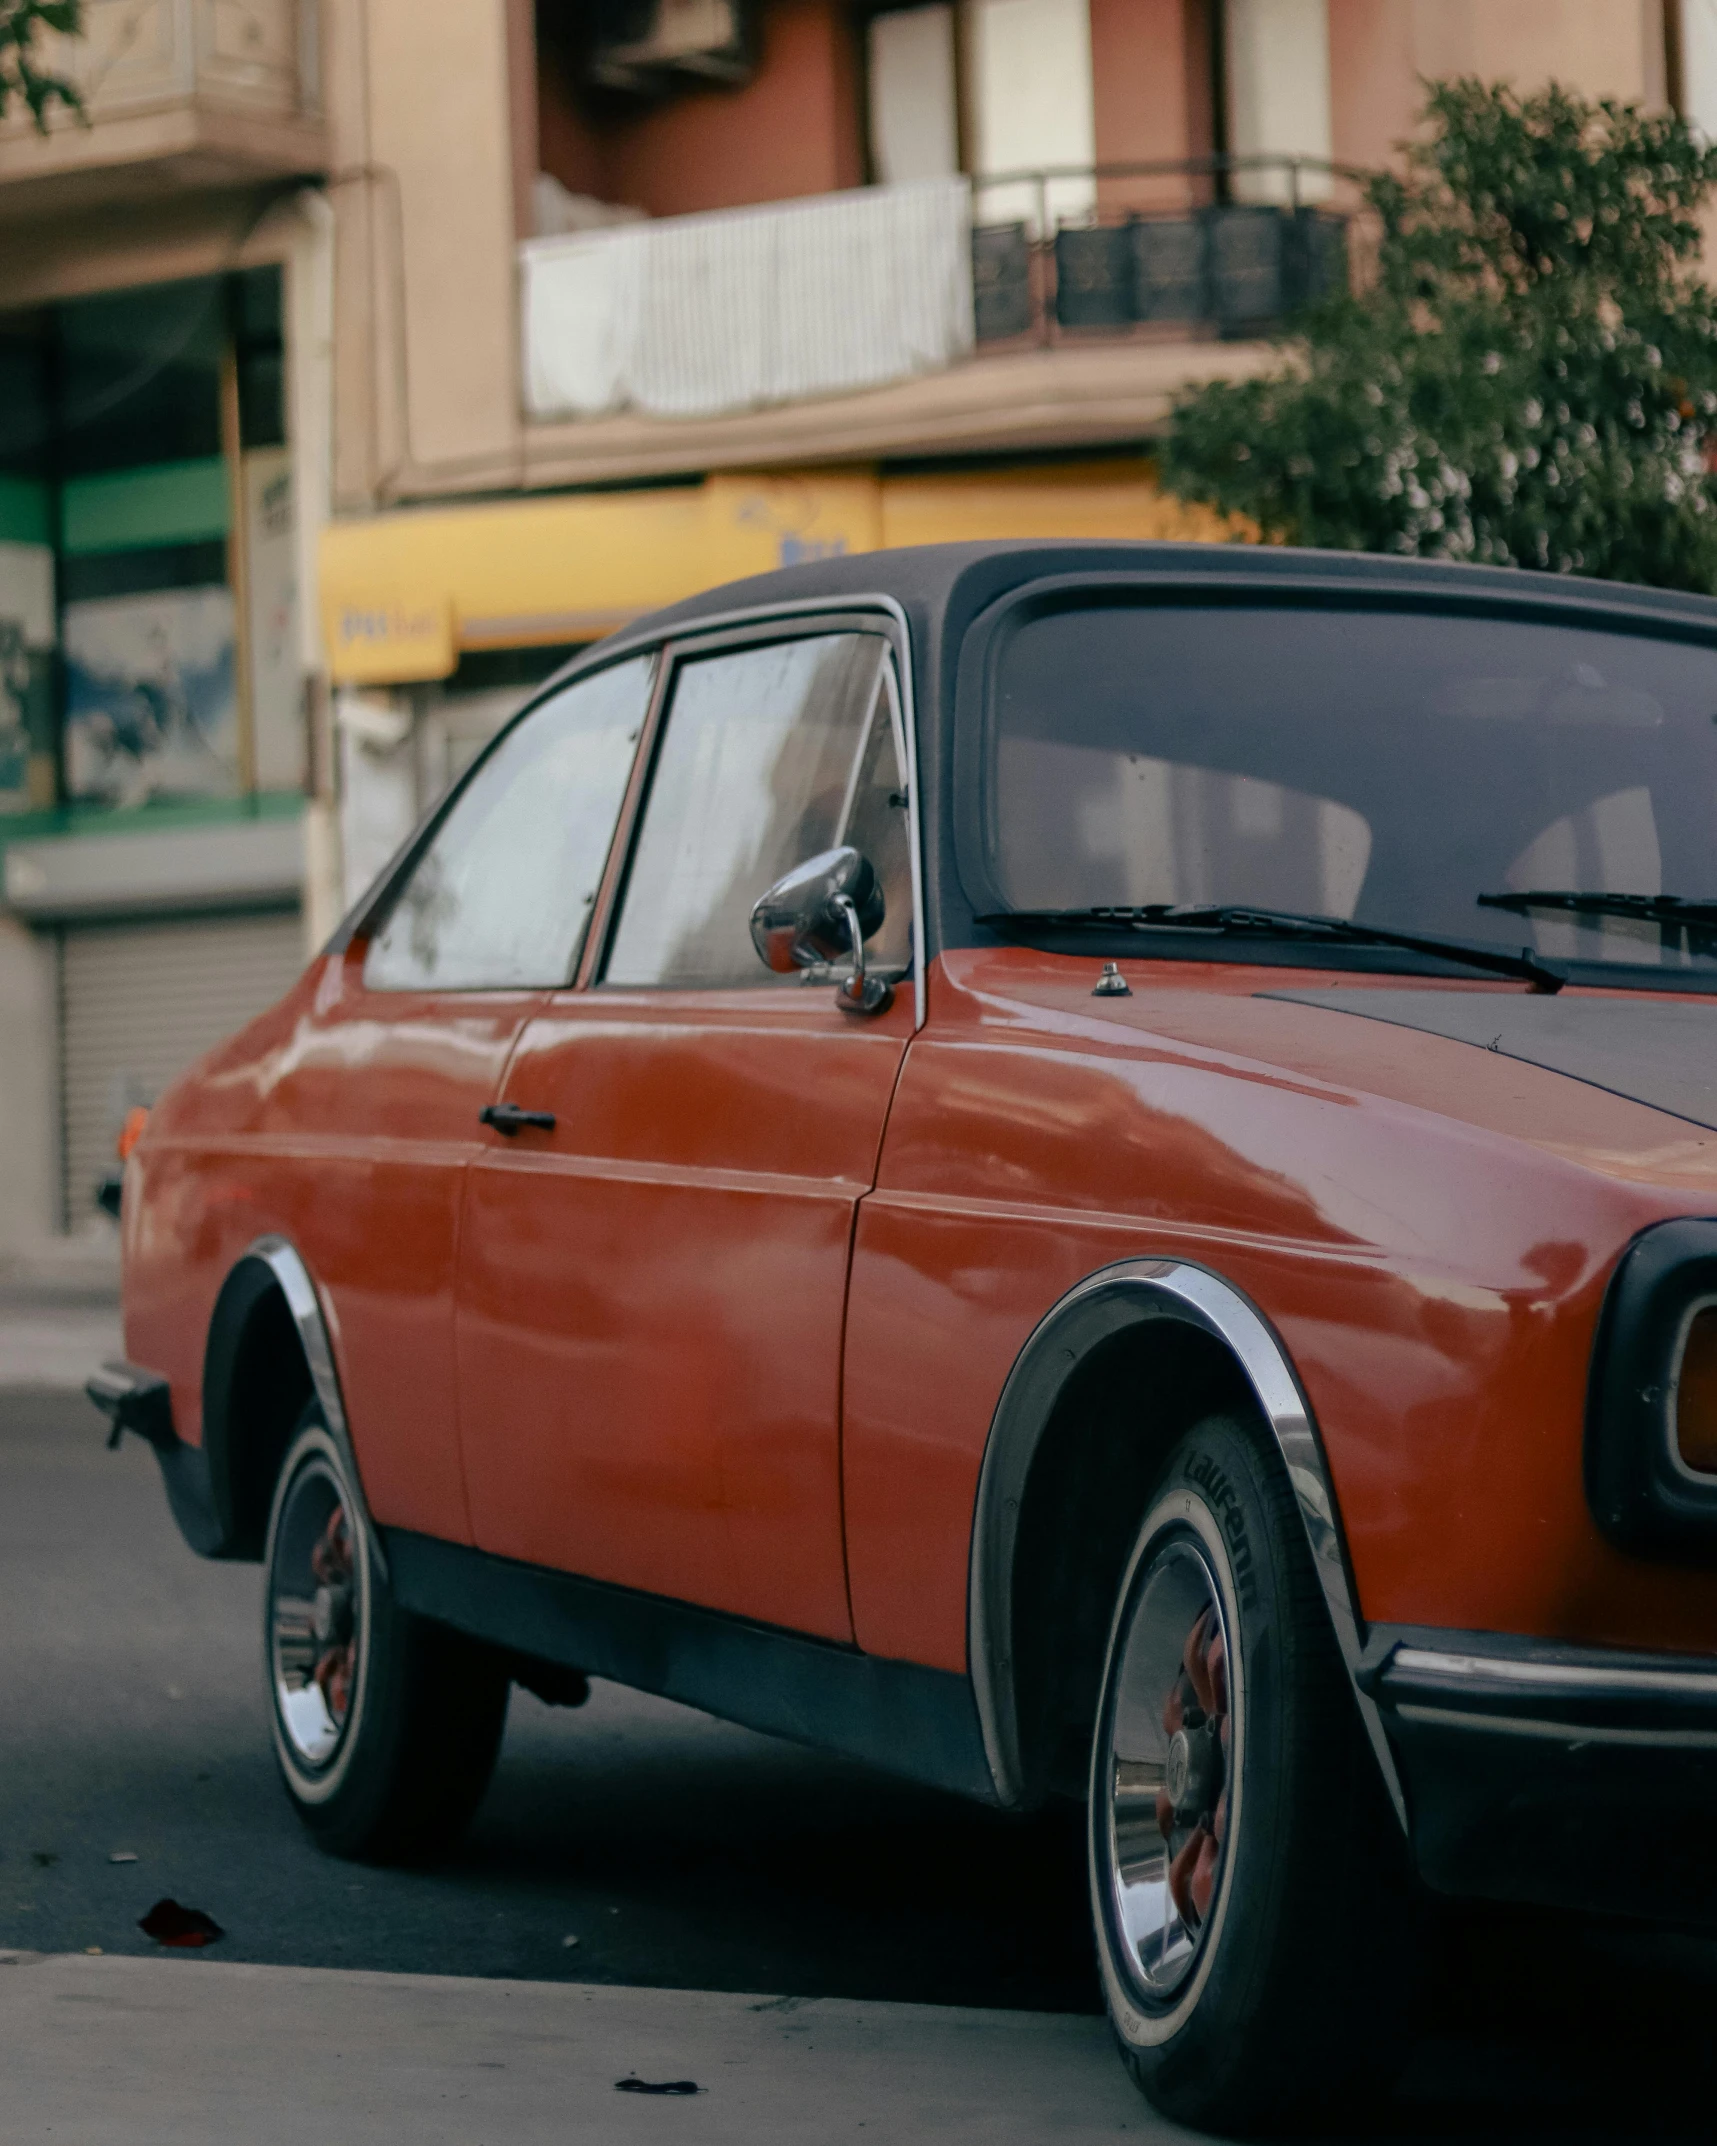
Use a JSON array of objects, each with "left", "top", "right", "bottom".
[
  {"left": 336, "top": 690, "right": 418, "bottom": 910},
  {"left": 284, "top": 187, "right": 341, "bottom": 954},
  {"left": 1226, "top": 0, "right": 1333, "bottom": 203},
  {"left": 967, "top": 0, "right": 1096, "bottom": 228}
]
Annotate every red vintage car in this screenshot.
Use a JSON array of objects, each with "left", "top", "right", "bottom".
[{"left": 93, "top": 542, "right": 1717, "bottom": 2128}]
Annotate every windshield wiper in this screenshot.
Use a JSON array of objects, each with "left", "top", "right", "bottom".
[
  {"left": 1479, "top": 889, "right": 1717, "bottom": 942},
  {"left": 977, "top": 904, "right": 1566, "bottom": 993}
]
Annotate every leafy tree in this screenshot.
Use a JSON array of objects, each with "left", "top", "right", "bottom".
[
  {"left": 1162, "top": 82, "right": 1717, "bottom": 591},
  {"left": 0, "top": 0, "right": 81, "bottom": 130}
]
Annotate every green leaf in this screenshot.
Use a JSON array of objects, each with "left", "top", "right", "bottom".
[
  {"left": 1163, "top": 81, "right": 1717, "bottom": 592},
  {"left": 0, "top": 0, "right": 84, "bottom": 132}
]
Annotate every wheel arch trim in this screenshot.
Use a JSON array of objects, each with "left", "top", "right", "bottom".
[
  {"left": 204, "top": 1234, "right": 388, "bottom": 1582},
  {"left": 967, "top": 1256, "right": 1403, "bottom": 1821}
]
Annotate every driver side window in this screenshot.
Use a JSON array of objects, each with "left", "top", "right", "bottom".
[{"left": 604, "top": 632, "right": 911, "bottom": 989}]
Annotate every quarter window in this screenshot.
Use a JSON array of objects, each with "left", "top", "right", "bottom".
[
  {"left": 364, "top": 654, "right": 653, "bottom": 991},
  {"left": 605, "top": 632, "right": 911, "bottom": 989}
]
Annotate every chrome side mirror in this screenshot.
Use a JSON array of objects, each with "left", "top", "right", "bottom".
[{"left": 749, "top": 845, "right": 893, "bottom": 1015}]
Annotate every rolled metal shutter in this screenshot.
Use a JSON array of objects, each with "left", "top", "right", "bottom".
[{"left": 60, "top": 908, "right": 305, "bottom": 1225}]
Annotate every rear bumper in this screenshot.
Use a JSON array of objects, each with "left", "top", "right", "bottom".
[
  {"left": 1364, "top": 1629, "right": 1717, "bottom": 1920},
  {"left": 87, "top": 1359, "right": 226, "bottom": 1557}
]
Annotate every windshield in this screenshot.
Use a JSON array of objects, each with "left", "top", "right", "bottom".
[{"left": 983, "top": 597, "right": 1717, "bottom": 982}]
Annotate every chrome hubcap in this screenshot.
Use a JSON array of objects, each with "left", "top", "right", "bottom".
[
  {"left": 269, "top": 1458, "right": 361, "bottom": 1769},
  {"left": 1099, "top": 1534, "right": 1235, "bottom": 2004}
]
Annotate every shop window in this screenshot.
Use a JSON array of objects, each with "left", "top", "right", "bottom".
[
  {"left": 0, "top": 263, "right": 297, "bottom": 816},
  {"left": 235, "top": 265, "right": 286, "bottom": 451},
  {"left": 0, "top": 317, "right": 55, "bottom": 813},
  {"left": 58, "top": 278, "right": 224, "bottom": 480},
  {"left": 0, "top": 320, "right": 50, "bottom": 485}
]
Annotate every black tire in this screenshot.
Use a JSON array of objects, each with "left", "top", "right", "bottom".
[
  {"left": 263, "top": 1406, "right": 510, "bottom": 1862},
  {"left": 1088, "top": 1413, "right": 1420, "bottom": 2133}
]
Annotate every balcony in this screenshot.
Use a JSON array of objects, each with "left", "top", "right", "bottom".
[
  {"left": 969, "top": 159, "right": 1355, "bottom": 347},
  {"left": 516, "top": 160, "right": 1362, "bottom": 488},
  {"left": 0, "top": 0, "right": 325, "bottom": 220}
]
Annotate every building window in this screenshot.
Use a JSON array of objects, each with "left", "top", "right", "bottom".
[
  {"left": 1223, "top": 0, "right": 1332, "bottom": 203},
  {"left": 1675, "top": 1, "right": 1717, "bottom": 135},
  {"left": 966, "top": 0, "right": 1096, "bottom": 229},
  {"left": 867, "top": 4, "right": 960, "bottom": 185}
]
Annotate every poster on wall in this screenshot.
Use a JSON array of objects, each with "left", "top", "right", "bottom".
[
  {"left": 0, "top": 538, "right": 56, "bottom": 814},
  {"left": 63, "top": 584, "right": 238, "bottom": 806}
]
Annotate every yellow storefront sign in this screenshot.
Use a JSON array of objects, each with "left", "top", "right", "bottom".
[
  {"left": 320, "top": 463, "right": 1244, "bottom": 685},
  {"left": 327, "top": 595, "right": 457, "bottom": 685}
]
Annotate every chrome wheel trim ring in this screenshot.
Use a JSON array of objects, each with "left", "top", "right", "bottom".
[
  {"left": 265, "top": 1431, "right": 371, "bottom": 1800},
  {"left": 1090, "top": 1486, "right": 1248, "bottom": 2048}
]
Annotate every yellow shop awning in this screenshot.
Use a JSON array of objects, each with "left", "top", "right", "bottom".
[{"left": 320, "top": 462, "right": 1245, "bottom": 685}]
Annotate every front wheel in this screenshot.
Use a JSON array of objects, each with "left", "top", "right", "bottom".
[
  {"left": 264, "top": 1409, "right": 510, "bottom": 1861},
  {"left": 1088, "top": 1414, "right": 1420, "bottom": 2132}
]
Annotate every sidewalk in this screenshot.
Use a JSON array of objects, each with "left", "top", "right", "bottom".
[
  {"left": 0, "top": 1271, "right": 121, "bottom": 1391},
  {"left": 0, "top": 1953, "right": 1162, "bottom": 2145}
]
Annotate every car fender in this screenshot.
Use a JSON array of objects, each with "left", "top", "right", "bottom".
[
  {"left": 202, "top": 1235, "right": 387, "bottom": 1579},
  {"left": 967, "top": 1255, "right": 1404, "bottom": 1820}
]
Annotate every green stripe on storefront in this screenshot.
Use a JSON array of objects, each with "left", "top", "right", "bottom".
[
  {"left": 0, "top": 474, "right": 51, "bottom": 546},
  {"left": 0, "top": 790, "right": 304, "bottom": 875},
  {"left": 61, "top": 458, "right": 229, "bottom": 556}
]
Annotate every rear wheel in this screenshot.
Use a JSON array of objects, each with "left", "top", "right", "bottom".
[
  {"left": 264, "top": 1407, "right": 509, "bottom": 1861},
  {"left": 1088, "top": 1413, "right": 1420, "bottom": 2132}
]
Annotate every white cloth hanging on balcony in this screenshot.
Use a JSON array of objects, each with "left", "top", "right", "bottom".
[{"left": 521, "top": 177, "right": 975, "bottom": 422}]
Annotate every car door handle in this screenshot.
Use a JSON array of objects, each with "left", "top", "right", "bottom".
[{"left": 479, "top": 1103, "right": 557, "bottom": 1136}]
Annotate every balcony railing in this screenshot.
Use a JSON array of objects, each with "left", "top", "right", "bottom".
[
  {"left": 0, "top": 0, "right": 325, "bottom": 210},
  {"left": 971, "top": 158, "right": 1361, "bottom": 346},
  {"left": 520, "top": 159, "right": 1363, "bottom": 429}
]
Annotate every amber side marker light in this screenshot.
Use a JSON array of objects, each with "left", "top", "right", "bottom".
[
  {"left": 116, "top": 1105, "right": 149, "bottom": 1163},
  {"left": 1673, "top": 1302, "right": 1717, "bottom": 1475}
]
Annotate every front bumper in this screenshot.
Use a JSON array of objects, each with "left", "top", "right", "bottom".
[{"left": 1364, "top": 1629, "right": 1717, "bottom": 1920}]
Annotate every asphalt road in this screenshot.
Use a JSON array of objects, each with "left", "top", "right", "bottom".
[
  {"left": 0, "top": 1386, "right": 1094, "bottom": 2008},
  {"left": 9, "top": 1380, "right": 1717, "bottom": 2136}
]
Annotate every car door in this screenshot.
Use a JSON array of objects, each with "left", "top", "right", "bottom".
[
  {"left": 455, "top": 622, "right": 918, "bottom": 1640},
  {"left": 314, "top": 651, "right": 653, "bottom": 1544}
]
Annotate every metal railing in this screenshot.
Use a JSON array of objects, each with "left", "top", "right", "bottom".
[
  {"left": 520, "top": 158, "right": 1374, "bottom": 429},
  {"left": 970, "top": 156, "right": 1369, "bottom": 346}
]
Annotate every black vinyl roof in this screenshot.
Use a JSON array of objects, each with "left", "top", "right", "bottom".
[{"left": 634, "top": 537, "right": 1717, "bottom": 644}]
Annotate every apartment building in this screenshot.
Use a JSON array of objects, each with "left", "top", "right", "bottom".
[
  {"left": 0, "top": 0, "right": 1700, "bottom": 1259},
  {"left": 0, "top": 0, "right": 328, "bottom": 1264}
]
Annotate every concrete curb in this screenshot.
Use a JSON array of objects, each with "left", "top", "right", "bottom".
[{"left": 0, "top": 1952, "right": 1166, "bottom": 2143}]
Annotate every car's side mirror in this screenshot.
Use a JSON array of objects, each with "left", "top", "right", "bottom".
[{"left": 749, "top": 845, "right": 893, "bottom": 1015}]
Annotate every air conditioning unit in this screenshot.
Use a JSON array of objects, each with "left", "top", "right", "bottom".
[{"left": 587, "top": 0, "right": 754, "bottom": 95}]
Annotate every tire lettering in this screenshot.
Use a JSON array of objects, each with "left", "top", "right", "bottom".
[{"left": 1182, "top": 1450, "right": 1259, "bottom": 1610}]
